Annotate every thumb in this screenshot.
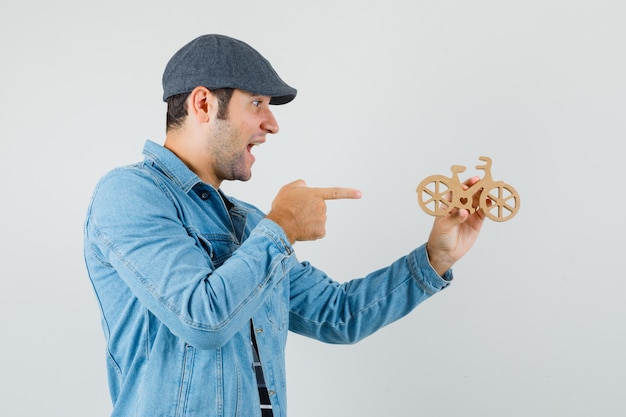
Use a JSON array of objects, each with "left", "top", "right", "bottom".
[{"left": 440, "top": 208, "right": 469, "bottom": 230}]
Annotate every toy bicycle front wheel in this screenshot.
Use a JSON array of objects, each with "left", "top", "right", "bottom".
[
  {"left": 480, "top": 181, "right": 520, "bottom": 222},
  {"left": 416, "top": 175, "right": 454, "bottom": 216}
]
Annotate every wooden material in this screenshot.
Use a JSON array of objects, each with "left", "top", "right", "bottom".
[{"left": 416, "top": 156, "right": 520, "bottom": 222}]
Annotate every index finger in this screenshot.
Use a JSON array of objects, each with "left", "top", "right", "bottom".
[
  {"left": 312, "top": 187, "right": 362, "bottom": 200},
  {"left": 462, "top": 176, "right": 481, "bottom": 188}
]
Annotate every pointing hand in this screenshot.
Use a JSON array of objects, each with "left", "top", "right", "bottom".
[{"left": 266, "top": 180, "right": 362, "bottom": 243}]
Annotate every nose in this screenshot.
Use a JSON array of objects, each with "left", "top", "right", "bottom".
[{"left": 261, "top": 108, "right": 279, "bottom": 134}]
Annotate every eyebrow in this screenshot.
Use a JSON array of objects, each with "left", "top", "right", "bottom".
[{"left": 243, "top": 91, "right": 270, "bottom": 101}]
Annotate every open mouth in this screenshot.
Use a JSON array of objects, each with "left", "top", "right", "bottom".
[
  {"left": 247, "top": 143, "right": 262, "bottom": 162},
  {"left": 247, "top": 143, "right": 259, "bottom": 153},
  {"left": 248, "top": 139, "right": 265, "bottom": 152}
]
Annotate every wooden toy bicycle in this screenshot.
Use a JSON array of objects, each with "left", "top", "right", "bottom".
[{"left": 416, "top": 156, "right": 520, "bottom": 222}]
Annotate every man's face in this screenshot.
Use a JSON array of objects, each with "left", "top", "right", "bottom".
[{"left": 206, "top": 89, "right": 279, "bottom": 184}]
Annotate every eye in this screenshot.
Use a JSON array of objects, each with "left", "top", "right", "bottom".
[{"left": 252, "top": 100, "right": 261, "bottom": 108}]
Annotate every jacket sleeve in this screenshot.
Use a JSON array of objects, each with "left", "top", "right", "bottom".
[
  {"left": 287, "top": 244, "right": 452, "bottom": 344},
  {"left": 84, "top": 168, "right": 299, "bottom": 349}
]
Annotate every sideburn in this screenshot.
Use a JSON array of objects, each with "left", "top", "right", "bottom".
[{"left": 213, "top": 88, "right": 234, "bottom": 120}]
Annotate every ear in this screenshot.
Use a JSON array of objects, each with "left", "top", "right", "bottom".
[{"left": 187, "top": 86, "right": 216, "bottom": 123}]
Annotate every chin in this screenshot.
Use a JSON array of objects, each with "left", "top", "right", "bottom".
[{"left": 236, "top": 172, "right": 253, "bottom": 182}]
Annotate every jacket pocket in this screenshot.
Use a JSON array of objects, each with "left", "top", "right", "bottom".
[
  {"left": 192, "top": 230, "right": 238, "bottom": 268},
  {"left": 175, "top": 344, "right": 195, "bottom": 417},
  {"left": 265, "top": 282, "right": 288, "bottom": 331}
]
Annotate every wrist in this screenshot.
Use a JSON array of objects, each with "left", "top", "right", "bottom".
[
  {"left": 426, "top": 243, "right": 455, "bottom": 277},
  {"left": 264, "top": 213, "right": 296, "bottom": 244}
]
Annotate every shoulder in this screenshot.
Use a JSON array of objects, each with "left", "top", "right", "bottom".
[
  {"left": 88, "top": 162, "right": 180, "bottom": 219},
  {"left": 93, "top": 162, "right": 172, "bottom": 197}
]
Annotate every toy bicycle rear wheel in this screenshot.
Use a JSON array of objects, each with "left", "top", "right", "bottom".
[
  {"left": 480, "top": 181, "right": 520, "bottom": 222},
  {"left": 416, "top": 175, "right": 454, "bottom": 216}
]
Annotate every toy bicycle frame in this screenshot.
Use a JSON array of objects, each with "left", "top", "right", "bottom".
[{"left": 416, "top": 156, "right": 520, "bottom": 222}]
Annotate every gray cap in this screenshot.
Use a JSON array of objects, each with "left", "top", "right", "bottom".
[{"left": 162, "top": 34, "right": 297, "bottom": 105}]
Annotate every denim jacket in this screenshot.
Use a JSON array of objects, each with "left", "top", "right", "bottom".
[{"left": 83, "top": 140, "right": 453, "bottom": 417}]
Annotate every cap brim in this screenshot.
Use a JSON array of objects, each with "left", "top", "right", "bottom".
[{"left": 269, "top": 92, "right": 297, "bottom": 105}]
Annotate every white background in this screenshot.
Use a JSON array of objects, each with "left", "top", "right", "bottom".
[{"left": 2, "top": 1, "right": 625, "bottom": 416}]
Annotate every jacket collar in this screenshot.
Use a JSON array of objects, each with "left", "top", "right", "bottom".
[{"left": 142, "top": 140, "right": 203, "bottom": 194}]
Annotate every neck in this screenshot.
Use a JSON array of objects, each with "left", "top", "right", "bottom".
[{"left": 164, "top": 130, "right": 221, "bottom": 189}]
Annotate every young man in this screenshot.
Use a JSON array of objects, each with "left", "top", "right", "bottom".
[{"left": 84, "top": 34, "right": 486, "bottom": 417}]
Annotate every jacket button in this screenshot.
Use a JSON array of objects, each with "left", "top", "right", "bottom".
[
  {"left": 268, "top": 390, "right": 276, "bottom": 396},
  {"left": 200, "top": 192, "right": 209, "bottom": 200},
  {"left": 255, "top": 327, "right": 264, "bottom": 334}
]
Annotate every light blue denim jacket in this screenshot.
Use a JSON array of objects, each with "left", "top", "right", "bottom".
[{"left": 83, "top": 140, "right": 453, "bottom": 417}]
